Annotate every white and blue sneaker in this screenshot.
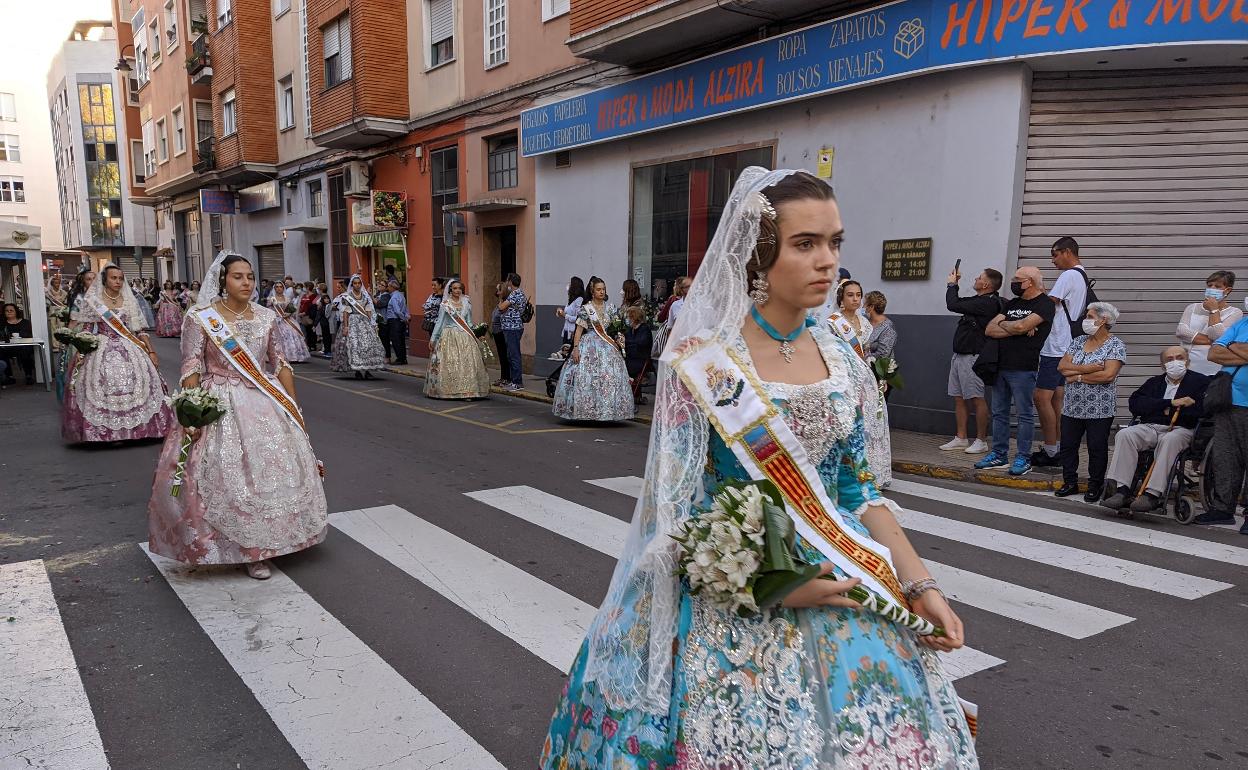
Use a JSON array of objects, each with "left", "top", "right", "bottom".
[
  {"left": 1009, "top": 456, "right": 1033, "bottom": 476},
  {"left": 974, "top": 451, "right": 1008, "bottom": 470}
]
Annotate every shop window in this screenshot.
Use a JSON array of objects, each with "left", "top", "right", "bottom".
[
  {"left": 487, "top": 133, "right": 517, "bottom": 190},
  {"left": 322, "top": 13, "right": 352, "bottom": 88},
  {"left": 630, "top": 147, "right": 772, "bottom": 300}
]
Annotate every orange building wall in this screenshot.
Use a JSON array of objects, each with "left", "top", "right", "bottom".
[
  {"left": 307, "top": 0, "right": 410, "bottom": 136},
  {"left": 210, "top": 0, "right": 277, "bottom": 168},
  {"left": 570, "top": 0, "right": 663, "bottom": 36}
]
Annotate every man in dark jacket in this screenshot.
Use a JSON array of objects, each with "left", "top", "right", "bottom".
[
  {"left": 941, "top": 266, "right": 1004, "bottom": 453},
  {"left": 1102, "top": 346, "right": 1209, "bottom": 512}
]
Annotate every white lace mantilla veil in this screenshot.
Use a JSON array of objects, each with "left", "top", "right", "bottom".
[
  {"left": 76, "top": 262, "right": 145, "bottom": 326},
  {"left": 583, "top": 166, "right": 800, "bottom": 714},
  {"left": 195, "top": 250, "right": 252, "bottom": 311}
]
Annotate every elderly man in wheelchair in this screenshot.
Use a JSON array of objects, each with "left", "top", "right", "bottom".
[{"left": 1101, "top": 347, "right": 1209, "bottom": 514}]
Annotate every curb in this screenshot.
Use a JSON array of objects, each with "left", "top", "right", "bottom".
[
  {"left": 382, "top": 365, "right": 653, "bottom": 425},
  {"left": 891, "top": 460, "right": 1064, "bottom": 491}
]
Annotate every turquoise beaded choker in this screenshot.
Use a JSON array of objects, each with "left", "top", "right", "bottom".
[{"left": 750, "top": 306, "right": 804, "bottom": 363}]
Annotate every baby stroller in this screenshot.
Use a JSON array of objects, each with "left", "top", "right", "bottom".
[{"left": 545, "top": 344, "right": 572, "bottom": 398}]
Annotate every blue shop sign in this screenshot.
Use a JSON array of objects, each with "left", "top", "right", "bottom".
[
  {"left": 521, "top": 0, "right": 1248, "bottom": 156},
  {"left": 200, "top": 189, "right": 237, "bottom": 215}
]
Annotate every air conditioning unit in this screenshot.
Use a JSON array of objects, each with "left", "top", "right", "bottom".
[{"left": 343, "top": 160, "right": 370, "bottom": 196}]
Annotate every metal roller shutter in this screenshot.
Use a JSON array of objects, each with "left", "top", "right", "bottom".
[
  {"left": 256, "top": 244, "right": 286, "bottom": 285},
  {"left": 1020, "top": 68, "right": 1248, "bottom": 416}
]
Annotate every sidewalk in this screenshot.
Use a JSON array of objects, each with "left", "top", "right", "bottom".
[{"left": 379, "top": 354, "right": 1086, "bottom": 490}]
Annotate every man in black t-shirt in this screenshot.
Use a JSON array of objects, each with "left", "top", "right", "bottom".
[{"left": 975, "top": 266, "right": 1056, "bottom": 477}]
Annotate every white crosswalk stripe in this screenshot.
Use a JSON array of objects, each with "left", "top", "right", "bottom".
[
  {"left": 0, "top": 560, "right": 109, "bottom": 770},
  {"left": 142, "top": 546, "right": 507, "bottom": 770}
]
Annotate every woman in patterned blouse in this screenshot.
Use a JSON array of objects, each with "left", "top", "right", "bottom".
[{"left": 1054, "top": 301, "right": 1127, "bottom": 502}]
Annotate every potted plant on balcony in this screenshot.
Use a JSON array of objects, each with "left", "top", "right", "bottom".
[{"left": 190, "top": 15, "right": 208, "bottom": 35}]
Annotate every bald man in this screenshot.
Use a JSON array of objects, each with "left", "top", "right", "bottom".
[
  {"left": 1102, "top": 347, "right": 1209, "bottom": 512},
  {"left": 974, "top": 265, "right": 1057, "bottom": 476}
]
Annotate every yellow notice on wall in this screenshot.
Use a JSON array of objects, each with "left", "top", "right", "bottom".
[{"left": 816, "top": 147, "right": 834, "bottom": 180}]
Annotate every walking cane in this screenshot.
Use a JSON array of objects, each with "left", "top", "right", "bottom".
[{"left": 1136, "top": 407, "right": 1181, "bottom": 499}]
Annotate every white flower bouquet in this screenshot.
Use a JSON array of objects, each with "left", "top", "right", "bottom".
[
  {"left": 53, "top": 328, "right": 102, "bottom": 354},
  {"left": 169, "top": 386, "right": 227, "bottom": 497},
  {"left": 673, "top": 480, "right": 945, "bottom": 636}
]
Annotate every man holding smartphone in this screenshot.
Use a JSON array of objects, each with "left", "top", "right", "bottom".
[{"left": 943, "top": 262, "right": 1004, "bottom": 453}]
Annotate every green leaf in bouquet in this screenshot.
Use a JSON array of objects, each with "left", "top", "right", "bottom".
[{"left": 752, "top": 498, "right": 822, "bottom": 611}]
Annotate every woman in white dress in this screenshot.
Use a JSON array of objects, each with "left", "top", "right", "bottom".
[
  {"left": 425, "top": 279, "right": 491, "bottom": 399},
  {"left": 826, "top": 279, "right": 892, "bottom": 487}
]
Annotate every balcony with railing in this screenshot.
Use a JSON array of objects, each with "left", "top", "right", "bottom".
[
  {"left": 186, "top": 33, "right": 212, "bottom": 84},
  {"left": 193, "top": 136, "right": 215, "bottom": 173}
]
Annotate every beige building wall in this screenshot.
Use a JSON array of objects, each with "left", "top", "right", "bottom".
[
  {"left": 272, "top": 0, "right": 319, "bottom": 165},
  {"left": 407, "top": 0, "right": 464, "bottom": 118},
  {"left": 0, "top": 78, "right": 65, "bottom": 250}
]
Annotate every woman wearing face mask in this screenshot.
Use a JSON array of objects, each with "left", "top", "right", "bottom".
[
  {"left": 1177, "top": 271, "right": 1242, "bottom": 376},
  {"left": 1054, "top": 302, "right": 1127, "bottom": 501}
]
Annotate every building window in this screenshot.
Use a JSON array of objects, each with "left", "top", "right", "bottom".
[
  {"left": 427, "top": 0, "right": 454, "bottom": 68},
  {"left": 0, "top": 134, "right": 19, "bottom": 162},
  {"left": 172, "top": 106, "right": 185, "bottom": 154},
  {"left": 328, "top": 174, "right": 349, "bottom": 278},
  {"left": 307, "top": 178, "right": 323, "bottom": 217},
  {"left": 487, "top": 133, "right": 517, "bottom": 190},
  {"left": 542, "top": 0, "right": 570, "bottom": 21},
  {"left": 0, "top": 177, "right": 25, "bottom": 203},
  {"left": 222, "top": 88, "right": 236, "bottom": 135},
  {"left": 124, "top": 61, "right": 140, "bottom": 105},
  {"left": 194, "top": 99, "right": 213, "bottom": 144},
  {"left": 630, "top": 147, "right": 773, "bottom": 300},
  {"left": 130, "top": 139, "right": 145, "bottom": 184},
  {"left": 278, "top": 75, "right": 295, "bottom": 130},
  {"left": 149, "top": 20, "right": 162, "bottom": 66},
  {"left": 164, "top": 0, "right": 179, "bottom": 49},
  {"left": 0, "top": 93, "right": 15, "bottom": 121},
  {"left": 78, "top": 82, "right": 123, "bottom": 244},
  {"left": 0, "top": 215, "right": 28, "bottom": 223},
  {"left": 209, "top": 213, "right": 223, "bottom": 251},
  {"left": 156, "top": 117, "right": 169, "bottom": 162},
  {"left": 485, "top": 0, "right": 507, "bottom": 68},
  {"left": 430, "top": 146, "right": 459, "bottom": 277},
  {"left": 322, "top": 13, "right": 352, "bottom": 88},
  {"left": 142, "top": 120, "right": 157, "bottom": 176},
  {"left": 217, "top": 0, "right": 233, "bottom": 28},
  {"left": 133, "top": 34, "right": 149, "bottom": 85},
  {"left": 276, "top": 0, "right": 291, "bottom": 16}
]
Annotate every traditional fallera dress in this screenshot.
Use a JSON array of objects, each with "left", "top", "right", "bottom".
[
  {"left": 61, "top": 288, "right": 174, "bottom": 443},
  {"left": 46, "top": 284, "right": 69, "bottom": 351},
  {"left": 147, "top": 303, "right": 327, "bottom": 565},
  {"left": 552, "top": 301, "right": 635, "bottom": 421},
  {"left": 425, "top": 295, "right": 490, "bottom": 399},
  {"left": 268, "top": 290, "right": 311, "bottom": 363},
  {"left": 541, "top": 327, "right": 976, "bottom": 770},
  {"left": 133, "top": 288, "right": 156, "bottom": 330},
  {"left": 829, "top": 312, "right": 893, "bottom": 488},
  {"left": 331, "top": 283, "right": 387, "bottom": 374},
  {"left": 154, "top": 290, "right": 183, "bottom": 337}
]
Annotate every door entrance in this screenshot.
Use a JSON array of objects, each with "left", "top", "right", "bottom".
[
  {"left": 481, "top": 225, "right": 517, "bottom": 289},
  {"left": 307, "top": 242, "right": 325, "bottom": 284}
]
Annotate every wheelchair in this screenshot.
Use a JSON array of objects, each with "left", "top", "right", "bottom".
[{"left": 1107, "top": 416, "right": 1214, "bottom": 523}]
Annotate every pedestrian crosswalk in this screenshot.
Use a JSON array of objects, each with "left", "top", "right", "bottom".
[{"left": 6, "top": 475, "right": 1244, "bottom": 769}]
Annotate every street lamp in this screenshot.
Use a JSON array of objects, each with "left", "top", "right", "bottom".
[{"left": 115, "top": 44, "right": 135, "bottom": 72}]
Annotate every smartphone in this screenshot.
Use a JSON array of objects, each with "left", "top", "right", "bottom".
[{"left": 953, "top": 258, "right": 962, "bottom": 275}]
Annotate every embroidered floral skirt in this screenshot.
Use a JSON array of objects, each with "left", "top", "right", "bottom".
[
  {"left": 552, "top": 335, "right": 634, "bottom": 422},
  {"left": 155, "top": 302, "right": 183, "bottom": 337},
  {"left": 273, "top": 315, "right": 311, "bottom": 362},
  {"left": 61, "top": 336, "right": 174, "bottom": 443},
  {"left": 541, "top": 579, "right": 977, "bottom": 769},
  {"left": 425, "top": 326, "right": 490, "bottom": 399},
  {"left": 331, "top": 318, "right": 386, "bottom": 372}
]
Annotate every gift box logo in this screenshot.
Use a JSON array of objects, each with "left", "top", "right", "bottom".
[{"left": 894, "top": 19, "right": 925, "bottom": 60}]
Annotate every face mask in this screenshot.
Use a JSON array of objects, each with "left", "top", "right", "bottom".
[
  {"left": 1206, "top": 288, "right": 1225, "bottom": 301},
  {"left": 1010, "top": 281, "right": 1025, "bottom": 297},
  {"left": 1164, "top": 360, "right": 1187, "bottom": 379},
  {"left": 1081, "top": 318, "right": 1101, "bottom": 335}
]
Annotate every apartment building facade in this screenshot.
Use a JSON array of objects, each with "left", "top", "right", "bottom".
[
  {"left": 0, "top": 77, "right": 64, "bottom": 250},
  {"left": 48, "top": 21, "right": 158, "bottom": 276},
  {"left": 521, "top": 0, "right": 1248, "bottom": 431}
]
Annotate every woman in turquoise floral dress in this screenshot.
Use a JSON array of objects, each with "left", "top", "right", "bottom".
[
  {"left": 540, "top": 169, "right": 978, "bottom": 770},
  {"left": 552, "top": 277, "right": 635, "bottom": 422}
]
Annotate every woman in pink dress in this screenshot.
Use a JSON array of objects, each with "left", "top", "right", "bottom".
[
  {"left": 154, "top": 280, "right": 183, "bottom": 337},
  {"left": 267, "top": 283, "right": 311, "bottom": 362},
  {"left": 147, "top": 251, "right": 327, "bottom": 580},
  {"left": 62, "top": 264, "right": 174, "bottom": 443}
]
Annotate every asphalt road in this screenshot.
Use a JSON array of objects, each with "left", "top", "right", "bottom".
[{"left": 2, "top": 336, "right": 1246, "bottom": 770}]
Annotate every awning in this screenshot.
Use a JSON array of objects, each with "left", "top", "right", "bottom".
[
  {"left": 284, "top": 222, "right": 328, "bottom": 233},
  {"left": 443, "top": 197, "right": 528, "bottom": 213},
  {"left": 350, "top": 229, "right": 405, "bottom": 248},
  {"left": 0, "top": 250, "right": 26, "bottom": 261}
]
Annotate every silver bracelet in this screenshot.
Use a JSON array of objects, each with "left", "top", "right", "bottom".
[{"left": 902, "top": 577, "right": 942, "bottom": 602}]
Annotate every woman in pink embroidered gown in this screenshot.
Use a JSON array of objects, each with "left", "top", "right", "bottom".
[
  {"left": 147, "top": 252, "right": 327, "bottom": 580},
  {"left": 62, "top": 264, "right": 174, "bottom": 443},
  {"left": 154, "top": 281, "right": 183, "bottom": 337}
]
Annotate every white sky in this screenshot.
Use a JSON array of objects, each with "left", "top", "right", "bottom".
[{"left": 0, "top": 0, "right": 116, "bottom": 82}]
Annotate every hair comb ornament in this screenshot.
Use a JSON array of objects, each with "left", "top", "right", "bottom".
[{"left": 744, "top": 191, "right": 777, "bottom": 221}]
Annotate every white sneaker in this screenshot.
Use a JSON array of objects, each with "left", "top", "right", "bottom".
[
  {"left": 939, "top": 437, "right": 969, "bottom": 451},
  {"left": 964, "top": 439, "right": 990, "bottom": 454}
]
